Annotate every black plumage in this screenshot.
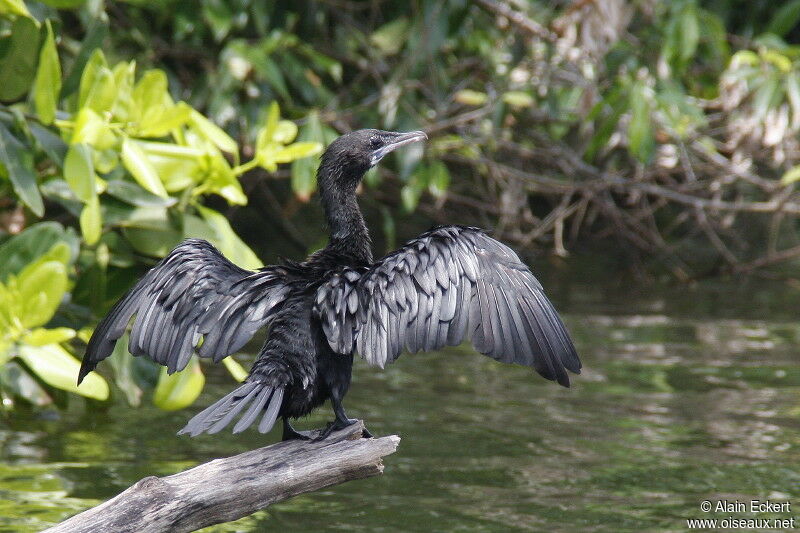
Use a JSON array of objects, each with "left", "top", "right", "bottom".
[{"left": 78, "top": 129, "right": 581, "bottom": 440}]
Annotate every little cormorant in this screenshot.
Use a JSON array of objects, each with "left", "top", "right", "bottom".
[{"left": 78, "top": 129, "right": 581, "bottom": 440}]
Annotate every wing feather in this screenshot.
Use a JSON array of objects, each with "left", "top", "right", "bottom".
[
  {"left": 315, "top": 226, "right": 581, "bottom": 386},
  {"left": 79, "top": 239, "right": 291, "bottom": 383}
]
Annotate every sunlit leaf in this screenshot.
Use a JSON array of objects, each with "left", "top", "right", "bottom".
[
  {"left": 781, "top": 165, "right": 800, "bottom": 185},
  {"left": 454, "top": 89, "right": 488, "bottom": 106},
  {"left": 138, "top": 101, "right": 192, "bottom": 137},
  {"left": 17, "top": 260, "right": 68, "bottom": 329},
  {"left": 370, "top": 17, "right": 409, "bottom": 55},
  {"left": 273, "top": 142, "right": 322, "bottom": 163},
  {"left": 153, "top": 358, "right": 204, "bottom": 411},
  {"left": 274, "top": 120, "right": 298, "bottom": 144},
  {"left": 502, "top": 91, "right": 533, "bottom": 108},
  {"left": 262, "top": 101, "right": 280, "bottom": 145},
  {"left": 121, "top": 137, "right": 168, "bottom": 198},
  {"left": 79, "top": 196, "right": 102, "bottom": 245},
  {"left": 33, "top": 21, "right": 61, "bottom": 125},
  {"left": 189, "top": 109, "right": 237, "bottom": 154},
  {"left": 222, "top": 356, "right": 248, "bottom": 383},
  {"left": 18, "top": 344, "right": 109, "bottom": 400},
  {"left": 22, "top": 327, "right": 76, "bottom": 347},
  {"left": 0, "top": 123, "right": 44, "bottom": 216},
  {"left": 111, "top": 61, "right": 136, "bottom": 122},
  {"left": 0, "top": 0, "right": 32, "bottom": 17},
  {"left": 64, "top": 143, "right": 96, "bottom": 202},
  {"left": 71, "top": 107, "right": 115, "bottom": 149}
]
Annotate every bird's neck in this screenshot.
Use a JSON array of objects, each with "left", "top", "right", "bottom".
[{"left": 318, "top": 165, "right": 373, "bottom": 264}]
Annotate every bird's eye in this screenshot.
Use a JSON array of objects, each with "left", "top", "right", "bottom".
[{"left": 369, "top": 137, "right": 382, "bottom": 149}]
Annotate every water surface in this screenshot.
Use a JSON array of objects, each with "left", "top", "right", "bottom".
[{"left": 1, "top": 274, "right": 798, "bottom": 532}]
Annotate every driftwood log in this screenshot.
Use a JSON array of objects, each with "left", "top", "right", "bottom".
[{"left": 46, "top": 421, "right": 399, "bottom": 533}]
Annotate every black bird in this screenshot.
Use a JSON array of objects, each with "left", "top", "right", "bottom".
[{"left": 78, "top": 129, "right": 581, "bottom": 440}]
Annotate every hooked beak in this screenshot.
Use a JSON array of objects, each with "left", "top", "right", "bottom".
[{"left": 371, "top": 130, "right": 428, "bottom": 165}]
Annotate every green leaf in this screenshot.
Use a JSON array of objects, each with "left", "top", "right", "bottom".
[
  {"left": 64, "top": 143, "right": 96, "bottom": 202},
  {"left": 30, "top": 121, "right": 67, "bottom": 167},
  {"left": 153, "top": 358, "right": 205, "bottom": 411},
  {"left": 273, "top": 142, "right": 322, "bottom": 163},
  {"left": 111, "top": 61, "right": 136, "bottom": 122},
  {"left": 0, "top": 222, "right": 77, "bottom": 281},
  {"left": 0, "top": 0, "right": 32, "bottom": 17},
  {"left": 123, "top": 226, "right": 182, "bottom": 257},
  {"left": 502, "top": 91, "right": 533, "bottom": 108},
  {"left": 454, "top": 89, "right": 488, "bottom": 106},
  {"left": 21, "top": 327, "right": 76, "bottom": 346},
  {"left": 107, "top": 332, "right": 142, "bottom": 406},
  {"left": 137, "top": 141, "right": 202, "bottom": 193},
  {"left": 767, "top": 0, "right": 800, "bottom": 37},
  {"left": 427, "top": 161, "right": 451, "bottom": 198},
  {"left": 261, "top": 101, "right": 280, "bottom": 146},
  {"left": 17, "top": 259, "right": 68, "bottom": 329},
  {"left": 71, "top": 107, "right": 115, "bottom": 148},
  {"left": 188, "top": 109, "right": 237, "bottom": 154},
  {"left": 0, "top": 123, "right": 44, "bottom": 216},
  {"left": 61, "top": 17, "right": 108, "bottom": 100},
  {"left": 121, "top": 137, "right": 168, "bottom": 198},
  {"left": 401, "top": 184, "right": 422, "bottom": 212},
  {"left": 105, "top": 180, "right": 177, "bottom": 207},
  {"left": 138, "top": 101, "right": 192, "bottom": 137},
  {"left": 190, "top": 205, "right": 263, "bottom": 269},
  {"left": 79, "top": 196, "right": 102, "bottom": 245},
  {"left": 77, "top": 49, "right": 109, "bottom": 110},
  {"left": 781, "top": 165, "right": 800, "bottom": 184},
  {"left": 82, "top": 66, "right": 116, "bottom": 114},
  {"left": 628, "top": 83, "right": 654, "bottom": 163},
  {"left": 222, "top": 356, "right": 247, "bottom": 383},
  {"left": 0, "top": 16, "right": 40, "bottom": 101},
  {"left": 204, "top": 154, "right": 247, "bottom": 205},
  {"left": 679, "top": 3, "right": 699, "bottom": 62},
  {"left": 18, "top": 343, "right": 109, "bottom": 401},
  {"left": 33, "top": 20, "right": 61, "bottom": 125},
  {"left": 274, "top": 120, "right": 298, "bottom": 144},
  {"left": 370, "top": 17, "right": 409, "bottom": 55}
]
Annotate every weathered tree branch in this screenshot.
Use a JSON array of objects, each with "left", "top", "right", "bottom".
[{"left": 46, "top": 421, "right": 399, "bottom": 533}]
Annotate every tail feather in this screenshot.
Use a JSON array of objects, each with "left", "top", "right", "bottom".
[{"left": 177, "top": 381, "right": 284, "bottom": 437}]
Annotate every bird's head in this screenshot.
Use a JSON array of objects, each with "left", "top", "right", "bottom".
[{"left": 319, "top": 129, "right": 428, "bottom": 184}]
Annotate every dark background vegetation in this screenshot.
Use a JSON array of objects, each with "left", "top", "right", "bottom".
[{"left": 1, "top": 0, "right": 800, "bottom": 449}]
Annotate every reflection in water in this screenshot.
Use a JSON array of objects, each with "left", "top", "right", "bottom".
[{"left": 1, "top": 277, "right": 798, "bottom": 532}]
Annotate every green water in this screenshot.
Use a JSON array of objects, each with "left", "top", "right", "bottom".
[{"left": 1, "top": 275, "right": 798, "bottom": 532}]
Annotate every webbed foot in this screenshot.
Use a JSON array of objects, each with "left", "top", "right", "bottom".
[
  {"left": 313, "top": 418, "right": 372, "bottom": 441},
  {"left": 282, "top": 418, "right": 312, "bottom": 441}
]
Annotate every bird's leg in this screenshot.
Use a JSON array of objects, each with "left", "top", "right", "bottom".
[
  {"left": 282, "top": 416, "right": 311, "bottom": 441},
  {"left": 314, "top": 396, "right": 372, "bottom": 441}
]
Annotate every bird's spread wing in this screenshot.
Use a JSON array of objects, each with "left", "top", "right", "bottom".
[
  {"left": 314, "top": 226, "right": 581, "bottom": 386},
  {"left": 79, "top": 239, "right": 292, "bottom": 383}
]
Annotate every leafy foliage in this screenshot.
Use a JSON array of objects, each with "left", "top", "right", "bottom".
[
  {"left": 2, "top": 0, "right": 800, "bottom": 411},
  {"left": 0, "top": 2, "right": 321, "bottom": 410}
]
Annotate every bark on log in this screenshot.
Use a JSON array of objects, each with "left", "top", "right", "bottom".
[{"left": 46, "top": 421, "right": 399, "bottom": 533}]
